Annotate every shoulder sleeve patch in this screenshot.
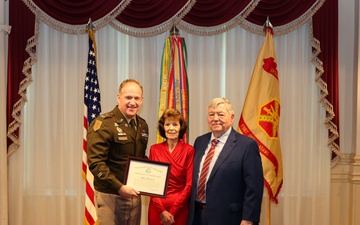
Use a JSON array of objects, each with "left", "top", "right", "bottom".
[{"left": 93, "top": 120, "right": 103, "bottom": 132}]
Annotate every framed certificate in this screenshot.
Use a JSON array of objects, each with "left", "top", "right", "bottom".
[{"left": 124, "top": 156, "right": 171, "bottom": 198}]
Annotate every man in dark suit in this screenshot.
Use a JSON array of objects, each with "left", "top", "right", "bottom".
[{"left": 187, "top": 97, "right": 264, "bottom": 225}]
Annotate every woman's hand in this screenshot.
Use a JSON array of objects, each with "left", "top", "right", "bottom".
[{"left": 160, "top": 211, "right": 175, "bottom": 225}]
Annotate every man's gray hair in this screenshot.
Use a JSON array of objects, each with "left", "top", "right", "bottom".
[{"left": 208, "top": 97, "right": 235, "bottom": 115}]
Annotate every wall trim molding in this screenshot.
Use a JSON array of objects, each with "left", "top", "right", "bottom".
[
  {"left": 349, "top": 154, "right": 360, "bottom": 183},
  {"left": 331, "top": 153, "right": 352, "bottom": 182}
]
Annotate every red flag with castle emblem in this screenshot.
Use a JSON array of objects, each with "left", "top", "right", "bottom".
[{"left": 238, "top": 26, "right": 283, "bottom": 204}]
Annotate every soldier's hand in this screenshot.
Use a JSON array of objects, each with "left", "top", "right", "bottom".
[{"left": 118, "top": 185, "right": 140, "bottom": 198}]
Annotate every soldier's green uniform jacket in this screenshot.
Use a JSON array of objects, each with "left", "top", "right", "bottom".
[{"left": 87, "top": 106, "right": 149, "bottom": 195}]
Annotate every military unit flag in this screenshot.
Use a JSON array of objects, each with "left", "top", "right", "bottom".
[
  {"left": 157, "top": 35, "right": 189, "bottom": 143},
  {"left": 238, "top": 26, "right": 283, "bottom": 204}
]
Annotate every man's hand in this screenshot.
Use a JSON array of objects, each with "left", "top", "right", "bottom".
[
  {"left": 118, "top": 185, "right": 140, "bottom": 198},
  {"left": 240, "top": 220, "right": 253, "bottom": 225}
]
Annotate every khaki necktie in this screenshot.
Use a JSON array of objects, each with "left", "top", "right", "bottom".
[{"left": 129, "top": 119, "right": 137, "bottom": 134}]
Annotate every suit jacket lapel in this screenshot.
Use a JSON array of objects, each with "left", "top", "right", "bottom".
[{"left": 208, "top": 129, "right": 237, "bottom": 181}]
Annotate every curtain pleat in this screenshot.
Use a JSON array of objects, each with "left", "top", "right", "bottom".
[{"left": 29, "top": 0, "right": 127, "bottom": 24}]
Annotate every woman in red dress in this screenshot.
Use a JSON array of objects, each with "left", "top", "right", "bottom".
[{"left": 148, "top": 108, "right": 194, "bottom": 225}]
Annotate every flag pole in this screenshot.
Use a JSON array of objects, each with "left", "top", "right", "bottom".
[
  {"left": 83, "top": 18, "right": 100, "bottom": 225},
  {"left": 238, "top": 14, "right": 283, "bottom": 225},
  {"left": 86, "top": 18, "right": 95, "bottom": 30},
  {"left": 264, "top": 16, "right": 273, "bottom": 225},
  {"left": 86, "top": 19, "right": 96, "bottom": 57},
  {"left": 266, "top": 192, "right": 271, "bottom": 225}
]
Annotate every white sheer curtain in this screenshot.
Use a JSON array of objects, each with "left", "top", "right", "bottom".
[{"left": 8, "top": 21, "right": 330, "bottom": 225}]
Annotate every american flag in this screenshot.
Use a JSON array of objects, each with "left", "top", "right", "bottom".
[{"left": 82, "top": 29, "right": 100, "bottom": 225}]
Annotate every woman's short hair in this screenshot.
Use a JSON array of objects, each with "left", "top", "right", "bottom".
[{"left": 158, "top": 108, "right": 188, "bottom": 139}]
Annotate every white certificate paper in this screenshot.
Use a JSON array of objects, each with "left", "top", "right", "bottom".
[{"left": 124, "top": 157, "right": 171, "bottom": 198}]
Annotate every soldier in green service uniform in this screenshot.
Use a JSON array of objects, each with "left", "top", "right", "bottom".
[{"left": 87, "top": 79, "right": 149, "bottom": 225}]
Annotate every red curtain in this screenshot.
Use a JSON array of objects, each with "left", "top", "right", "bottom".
[
  {"left": 7, "top": 0, "right": 339, "bottom": 159},
  {"left": 181, "top": 0, "right": 254, "bottom": 26},
  {"left": 25, "top": 0, "right": 255, "bottom": 28},
  {"left": 116, "top": 0, "right": 192, "bottom": 27},
  {"left": 7, "top": 0, "right": 35, "bottom": 152},
  {"left": 31, "top": 0, "right": 124, "bottom": 24},
  {"left": 313, "top": 0, "right": 339, "bottom": 160},
  {"left": 245, "top": 0, "right": 318, "bottom": 26}
]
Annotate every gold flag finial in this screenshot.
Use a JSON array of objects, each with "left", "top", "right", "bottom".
[
  {"left": 264, "top": 16, "right": 273, "bottom": 28},
  {"left": 263, "top": 16, "right": 274, "bottom": 35},
  {"left": 86, "top": 18, "right": 95, "bottom": 31},
  {"left": 169, "top": 25, "right": 179, "bottom": 37}
]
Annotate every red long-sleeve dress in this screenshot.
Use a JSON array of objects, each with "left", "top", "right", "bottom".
[{"left": 148, "top": 141, "right": 194, "bottom": 225}]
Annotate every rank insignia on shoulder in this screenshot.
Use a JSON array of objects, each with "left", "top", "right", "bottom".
[
  {"left": 101, "top": 112, "right": 113, "bottom": 118},
  {"left": 93, "top": 120, "right": 102, "bottom": 131}
]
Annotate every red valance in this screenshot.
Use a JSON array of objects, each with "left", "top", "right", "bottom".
[
  {"left": 30, "top": 0, "right": 125, "bottom": 24},
  {"left": 247, "top": 0, "right": 317, "bottom": 25}
]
